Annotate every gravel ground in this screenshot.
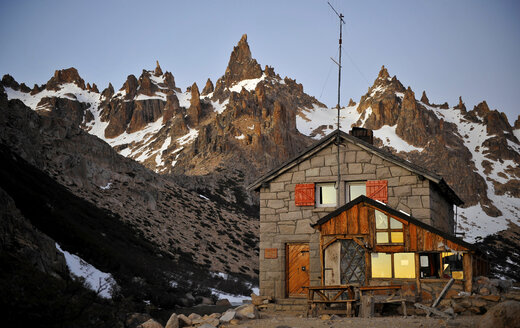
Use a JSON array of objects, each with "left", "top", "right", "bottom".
[{"left": 223, "top": 311, "right": 480, "bottom": 328}]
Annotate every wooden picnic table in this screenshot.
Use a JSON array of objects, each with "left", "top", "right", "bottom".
[
  {"left": 358, "top": 285, "right": 407, "bottom": 317},
  {"left": 306, "top": 285, "right": 357, "bottom": 317}
]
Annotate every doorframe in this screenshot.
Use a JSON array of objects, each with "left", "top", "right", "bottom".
[{"left": 285, "top": 242, "right": 310, "bottom": 298}]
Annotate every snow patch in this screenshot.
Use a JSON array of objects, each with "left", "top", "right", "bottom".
[
  {"left": 228, "top": 74, "right": 266, "bottom": 93},
  {"left": 373, "top": 125, "right": 424, "bottom": 152},
  {"left": 100, "top": 182, "right": 112, "bottom": 190},
  {"left": 55, "top": 243, "right": 115, "bottom": 298},
  {"left": 235, "top": 134, "right": 245, "bottom": 140},
  {"left": 177, "top": 128, "right": 198, "bottom": 145}
]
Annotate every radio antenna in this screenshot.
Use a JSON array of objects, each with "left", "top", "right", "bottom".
[{"left": 328, "top": 2, "right": 345, "bottom": 208}]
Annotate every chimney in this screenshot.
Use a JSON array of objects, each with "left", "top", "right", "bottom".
[{"left": 349, "top": 127, "right": 373, "bottom": 144}]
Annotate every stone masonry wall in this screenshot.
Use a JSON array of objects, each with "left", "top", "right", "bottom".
[{"left": 259, "top": 140, "right": 452, "bottom": 299}]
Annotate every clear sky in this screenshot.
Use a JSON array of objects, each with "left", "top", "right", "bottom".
[{"left": 1, "top": 0, "right": 519, "bottom": 124}]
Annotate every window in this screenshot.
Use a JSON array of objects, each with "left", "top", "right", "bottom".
[
  {"left": 375, "top": 210, "right": 404, "bottom": 244},
  {"left": 441, "top": 252, "right": 464, "bottom": 279},
  {"left": 371, "top": 252, "right": 416, "bottom": 278},
  {"left": 419, "top": 253, "right": 441, "bottom": 278},
  {"left": 316, "top": 183, "right": 336, "bottom": 207},
  {"left": 347, "top": 181, "right": 366, "bottom": 201}
]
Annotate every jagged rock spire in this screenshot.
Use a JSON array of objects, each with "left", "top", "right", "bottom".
[
  {"left": 154, "top": 60, "right": 163, "bottom": 76},
  {"left": 421, "top": 91, "right": 430, "bottom": 105},
  {"left": 378, "top": 65, "right": 390, "bottom": 80},
  {"left": 46, "top": 67, "right": 86, "bottom": 90},
  {"left": 221, "top": 34, "right": 262, "bottom": 87},
  {"left": 454, "top": 96, "right": 466, "bottom": 111},
  {"left": 201, "top": 78, "right": 214, "bottom": 96}
]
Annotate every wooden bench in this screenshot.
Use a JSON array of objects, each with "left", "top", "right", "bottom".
[
  {"left": 306, "top": 285, "right": 357, "bottom": 317},
  {"left": 359, "top": 285, "right": 407, "bottom": 317}
]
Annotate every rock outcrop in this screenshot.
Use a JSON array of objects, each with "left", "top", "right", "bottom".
[{"left": 45, "top": 67, "right": 86, "bottom": 91}]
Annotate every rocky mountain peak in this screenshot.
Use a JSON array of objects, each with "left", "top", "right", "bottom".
[
  {"left": 138, "top": 70, "right": 159, "bottom": 97},
  {"left": 218, "top": 34, "right": 263, "bottom": 89},
  {"left": 454, "top": 96, "right": 466, "bottom": 111},
  {"left": 473, "top": 100, "right": 490, "bottom": 116},
  {"left": 46, "top": 67, "right": 86, "bottom": 91},
  {"left": 1, "top": 74, "right": 20, "bottom": 90},
  {"left": 201, "top": 78, "right": 214, "bottom": 96},
  {"left": 515, "top": 116, "right": 520, "bottom": 129},
  {"left": 101, "top": 83, "right": 114, "bottom": 99},
  {"left": 154, "top": 60, "right": 163, "bottom": 76},
  {"left": 121, "top": 75, "right": 138, "bottom": 100},
  {"left": 420, "top": 91, "right": 430, "bottom": 105},
  {"left": 377, "top": 65, "right": 390, "bottom": 80}
]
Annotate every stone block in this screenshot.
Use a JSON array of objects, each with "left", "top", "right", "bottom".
[
  {"left": 264, "top": 214, "right": 279, "bottom": 222},
  {"left": 278, "top": 224, "right": 295, "bottom": 234},
  {"left": 270, "top": 182, "right": 285, "bottom": 192},
  {"left": 387, "top": 176, "right": 399, "bottom": 187},
  {"left": 344, "top": 151, "right": 357, "bottom": 162},
  {"left": 267, "top": 199, "right": 285, "bottom": 209},
  {"left": 260, "top": 222, "right": 277, "bottom": 233},
  {"left": 306, "top": 168, "right": 320, "bottom": 177},
  {"left": 370, "top": 155, "right": 383, "bottom": 165},
  {"left": 348, "top": 163, "right": 363, "bottom": 174},
  {"left": 393, "top": 185, "right": 411, "bottom": 196},
  {"left": 412, "top": 208, "right": 430, "bottom": 219},
  {"left": 310, "top": 156, "right": 325, "bottom": 168},
  {"left": 407, "top": 196, "right": 423, "bottom": 209},
  {"left": 412, "top": 187, "right": 429, "bottom": 196},
  {"left": 276, "top": 207, "right": 289, "bottom": 214},
  {"left": 295, "top": 219, "right": 314, "bottom": 234},
  {"left": 299, "top": 161, "right": 311, "bottom": 171},
  {"left": 261, "top": 207, "right": 276, "bottom": 214},
  {"left": 376, "top": 167, "right": 392, "bottom": 179},
  {"left": 390, "top": 166, "right": 407, "bottom": 177},
  {"left": 280, "top": 211, "right": 302, "bottom": 221},
  {"left": 363, "top": 163, "right": 376, "bottom": 174},
  {"left": 277, "top": 172, "right": 293, "bottom": 182},
  {"left": 421, "top": 195, "right": 430, "bottom": 206},
  {"left": 399, "top": 175, "right": 417, "bottom": 185},
  {"left": 260, "top": 192, "right": 277, "bottom": 200},
  {"left": 277, "top": 191, "right": 290, "bottom": 199},
  {"left": 356, "top": 151, "right": 371, "bottom": 163},
  {"left": 292, "top": 171, "right": 305, "bottom": 183},
  {"left": 320, "top": 167, "right": 332, "bottom": 176},
  {"left": 324, "top": 154, "right": 337, "bottom": 166},
  {"left": 396, "top": 203, "right": 410, "bottom": 215}
]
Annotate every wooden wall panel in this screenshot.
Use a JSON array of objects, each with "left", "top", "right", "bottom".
[
  {"left": 348, "top": 205, "right": 359, "bottom": 235},
  {"left": 409, "top": 224, "right": 417, "bottom": 251},
  {"left": 424, "top": 230, "right": 434, "bottom": 250},
  {"left": 360, "top": 206, "right": 369, "bottom": 234}
]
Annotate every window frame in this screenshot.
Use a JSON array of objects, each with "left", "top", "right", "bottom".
[
  {"left": 371, "top": 252, "right": 416, "bottom": 279},
  {"left": 375, "top": 210, "right": 404, "bottom": 245},
  {"left": 346, "top": 181, "right": 366, "bottom": 202},
  {"left": 315, "top": 183, "right": 337, "bottom": 207}
]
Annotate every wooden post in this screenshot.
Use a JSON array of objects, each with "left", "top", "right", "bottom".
[
  {"left": 415, "top": 253, "right": 421, "bottom": 294},
  {"left": 463, "top": 253, "right": 473, "bottom": 293}
]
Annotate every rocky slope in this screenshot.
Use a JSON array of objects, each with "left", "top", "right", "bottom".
[{"left": 0, "top": 88, "right": 259, "bottom": 302}]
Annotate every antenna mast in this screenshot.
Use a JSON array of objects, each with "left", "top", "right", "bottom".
[{"left": 328, "top": 2, "right": 345, "bottom": 208}]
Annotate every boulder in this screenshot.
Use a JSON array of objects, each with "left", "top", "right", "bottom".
[
  {"left": 188, "top": 313, "right": 201, "bottom": 320},
  {"left": 477, "top": 301, "right": 520, "bottom": 328},
  {"left": 137, "top": 319, "right": 163, "bottom": 328},
  {"left": 177, "top": 314, "right": 191, "bottom": 327},
  {"left": 165, "top": 313, "right": 179, "bottom": 328},
  {"left": 220, "top": 310, "right": 236, "bottom": 323},
  {"left": 251, "top": 293, "right": 272, "bottom": 306},
  {"left": 235, "top": 303, "right": 259, "bottom": 320},
  {"left": 216, "top": 298, "right": 232, "bottom": 306}
]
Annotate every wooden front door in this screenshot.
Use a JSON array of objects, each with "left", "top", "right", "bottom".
[{"left": 286, "top": 243, "right": 310, "bottom": 297}]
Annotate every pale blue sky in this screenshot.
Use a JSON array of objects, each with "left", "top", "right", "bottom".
[{"left": 1, "top": 0, "right": 519, "bottom": 123}]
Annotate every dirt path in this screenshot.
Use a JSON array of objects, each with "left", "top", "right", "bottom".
[{"left": 225, "top": 312, "right": 480, "bottom": 328}]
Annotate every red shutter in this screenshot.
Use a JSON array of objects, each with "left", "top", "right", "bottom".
[
  {"left": 295, "top": 183, "right": 315, "bottom": 206},
  {"left": 366, "top": 180, "right": 388, "bottom": 203}
]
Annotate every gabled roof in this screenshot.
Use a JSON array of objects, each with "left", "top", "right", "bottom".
[
  {"left": 247, "top": 129, "right": 462, "bottom": 206},
  {"left": 311, "top": 195, "right": 475, "bottom": 251}
]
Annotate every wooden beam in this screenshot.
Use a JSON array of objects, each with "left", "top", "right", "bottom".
[
  {"left": 427, "top": 278, "right": 455, "bottom": 318},
  {"left": 463, "top": 253, "right": 473, "bottom": 293},
  {"left": 415, "top": 303, "right": 454, "bottom": 319}
]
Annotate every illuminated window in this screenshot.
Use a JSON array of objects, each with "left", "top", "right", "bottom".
[
  {"left": 347, "top": 182, "right": 366, "bottom": 201},
  {"left": 441, "top": 252, "right": 464, "bottom": 279},
  {"left": 394, "top": 253, "right": 415, "bottom": 278},
  {"left": 371, "top": 253, "right": 392, "bottom": 278},
  {"left": 375, "top": 210, "right": 404, "bottom": 244},
  {"left": 316, "top": 183, "right": 336, "bottom": 207},
  {"left": 371, "top": 252, "right": 416, "bottom": 279}
]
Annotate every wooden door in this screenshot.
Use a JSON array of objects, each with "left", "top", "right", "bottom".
[
  {"left": 340, "top": 239, "right": 366, "bottom": 285},
  {"left": 286, "top": 243, "right": 310, "bottom": 297}
]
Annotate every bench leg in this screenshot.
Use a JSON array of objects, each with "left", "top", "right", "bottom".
[
  {"left": 347, "top": 302, "right": 352, "bottom": 317},
  {"left": 402, "top": 301, "right": 407, "bottom": 317}
]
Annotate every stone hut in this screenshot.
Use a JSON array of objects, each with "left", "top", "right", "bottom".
[{"left": 248, "top": 129, "right": 487, "bottom": 309}]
